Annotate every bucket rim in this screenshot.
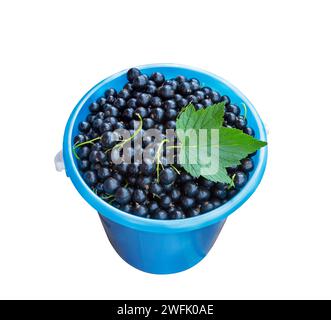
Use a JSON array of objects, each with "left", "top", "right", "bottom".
[{"left": 63, "top": 63, "right": 268, "bottom": 233}]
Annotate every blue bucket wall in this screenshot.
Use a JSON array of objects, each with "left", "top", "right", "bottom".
[
  {"left": 63, "top": 64, "right": 268, "bottom": 274},
  {"left": 100, "top": 215, "right": 226, "bottom": 274}
]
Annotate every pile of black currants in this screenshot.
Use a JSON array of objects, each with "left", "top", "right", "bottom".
[{"left": 73, "top": 68, "right": 256, "bottom": 220}]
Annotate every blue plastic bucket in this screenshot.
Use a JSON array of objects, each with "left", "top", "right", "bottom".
[{"left": 63, "top": 64, "right": 268, "bottom": 274}]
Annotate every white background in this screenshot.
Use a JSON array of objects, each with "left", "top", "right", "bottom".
[{"left": 0, "top": 0, "right": 330, "bottom": 300}]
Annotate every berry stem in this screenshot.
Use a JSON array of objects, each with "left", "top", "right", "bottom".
[
  {"left": 242, "top": 102, "right": 247, "bottom": 119},
  {"left": 170, "top": 164, "right": 181, "bottom": 175},
  {"left": 72, "top": 137, "right": 102, "bottom": 160},
  {"left": 176, "top": 103, "right": 191, "bottom": 120},
  {"left": 113, "top": 113, "right": 143, "bottom": 151},
  {"left": 156, "top": 139, "right": 169, "bottom": 182},
  {"left": 166, "top": 145, "right": 181, "bottom": 150},
  {"left": 73, "top": 146, "right": 80, "bottom": 160},
  {"left": 101, "top": 194, "right": 114, "bottom": 200},
  {"left": 228, "top": 173, "right": 236, "bottom": 189},
  {"left": 74, "top": 137, "right": 101, "bottom": 149}
]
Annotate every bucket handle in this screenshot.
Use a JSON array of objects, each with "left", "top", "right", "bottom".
[{"left": 54, "top": 150, "right": 65, "bottom": 172}]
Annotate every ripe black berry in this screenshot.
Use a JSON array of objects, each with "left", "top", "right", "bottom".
[
  {"left": 235, "top": 116, "right": 247, "bottom": 130},
  {"left": 77, "top": 146, "right": 90, "bottom": 159},
  {"left": 181, "top": 196, "right": 195, "bottom": 209},
  {"left": 83, "top": 171, "right": 97, "bottom": 186},
  {"left": 143, "top": 118, "right": 154, "bottom": 130},
  {"left": 150, "top": 96, "right": 162, "bottom": 108},
  {"left": 103, "top": 177, "right": 120, "bottom": 194},
  {"left": 187, "top": 208, "right": 200, "bottom": 217},
  {"left": 124, "top": 83, "right": 133, "bottom": 92},
  {"left": 220, "top": 95, "right": 231, "bottom": 106},
  {"left": 159, "top": 195, "right": 172, "bottom": 209},
  {"left": 178, "top": 82, "right": 192, "bottom": 95},
  {"left": 174, "top": 94, "right": 182, "bottom": 102},
  {"left": 157, "top": 85, "right": 175, "bottom": 99},
  {"left": 234, "top": 171, "right": 247, "bottom": 189},
  {"left": 97, "top": 167, "right": 111, "bottom": 181},
  {"left": 106, "top": 95, "right": 116, "bottom": 104},
  {"left": 89, "top": 102, "right": 100, "bottom": 113},
  {"left": 240, "top": 158, "right": 254, "bottom": 172},
  {"left": 201, "top": 201, "right": 214, "bottom": 213},
  {"left": 166, "top": 120, "right": 176, "bottom": 129},
  {"left": 165, "top": 108, "right": 177, "bottom": 120},
  {"left": 105, "top": 88, "right": 117, "bottom": 97},
  {"left": 169, "top": 208, "right": 186, "bottom": 219},
  {"left": 211, "top": 198, "right": 221, "bottom": 207},
  {"left": 163, "top": 99, "right": 176, "bottom": 110},
  {"left": 141, "top": 161, "right": 156, "bottom": 176},
  {"left": 107, "top": 106, "right": 119, "bottom": 117},
  {"left": 150, "top": 183, "right": 163, "bottom": 195},
  {"left": 146, "top": 84, "right": 157, "bottom": 95},
  {"left": 187, "top": 95, "right": 198, "bottom": 104},
  {"left": 135, "top": 107, "right": 149, "bottom": 118},
  {"left": 114, "top": 98, "right": 126, "bottom": 109},
  {"left": 116, "top": 163, "right": 129, "bottom": 175},
  {"left": 111, "top": 172, "right": 123, "bottom": 183},
  {"left": 176, "top": 75, "right": 186, "bottom": 83},
  {"left": 183, "top": 182, "right": 199, "bottom": 197},
  {"left": 136, "top": 176, "right": 152, "bottom": 190},
  {"left": 91, "top": 142, "right": 102, "bottom": 152},
  {"left": 128, "top": 163, "right": 140, "bottom": 175},
  {"left": 150, "top": 107, "right": 165, "bottom": 122},
  {"left": 132, "top": 75, "right": 148, "bottom": 90},
  {"left": 244, "top": 127, "right": 255, "bottom": 137},
  {"left": 202, "top": 99, "right": 212, "bottom": 107},
  {"left": 209, "top": 91, "right": 221, "bottom": 103},
  {"left": 134, "top": 205, "right": 149, "bottom": 217},
  {"left": 227, "top": 188, "right": 238, "bottom": 199},
  {"left": 149, "top": 201, "right": 159, "bottom": 212},
  {"left": 137, "top": 93, "right": 151, "bottom": 107},
  {"left": 133, "top": 189, "right": 147, "bottom": 204},
  {"left": 121, "top": 203, "right": 133, "bottom": 213},
  {"left": 118, "top": 89, "right": 131, "bottom": 100},
  {"left": 92, "top": 118, "right": 103, "bottom": 131},
  {"left": 127, "top": 68, "right": 141, "bottom": 82},
  {"left": 74, "top": 134, "right": 86, "bottom": 145},
  {"left": 196, "top": 188, "right": 211, "bottom": 202},
  {"left": 150, "top": 72, "right": 165, "bottom": 85},
  {"left": 78, "top": 160, "right": 89, "bottom": 171},
  {"left": 194, "top": 90, "right": 205, "bottom": 101},
  {"left": 189, "top": 80, "right": 200, "bottom": 91},
  {"left": 159, "top": 168, "right": 176, "bottom": 185},
  {"left": 153, "top": 209, "right": 168, "bottom": 220},
  {"left": 226, "top": 104, "right": 240, "bottom": 116},
  {"left": 89, "top": 150, "right": 106, "bottom": 163},
  {"left": 127, "top": 98, "right": 137, "bottom": 109},
  {"left": 213, "top": 188, "right": 227, "bottom": 200},
  {"left": 169, "top": 189, "right": 181, "bottom": 202},
  {"left": 177, "top": 98, "right": 188, "bottom": 108},
  {"left": 179, "top": 173, "right": 193, "bottom": 184},
  {"left": 99, "top": 122, "right": 112, "bottom": 133},
  {"left": 97, "top": 97, "right": 107, "bottom": 106},
  {"left": 115, "top": 187, "right": 131, "bottom": 205},
  {"left": 79, "top": 121, "right": 91, "bottom": 133},
  {"left": 101, "top": 131, "right": 118, "bottom": 148},
  {"left": 122, "top": 108, "right": 134, "bottom": 121},
  {"left": 224, "top": 112, "right": 236, "bottom": 125}
]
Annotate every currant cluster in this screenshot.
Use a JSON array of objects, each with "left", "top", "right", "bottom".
[{"left": 73, "top": 68, "right": 256, "bottom": 219}]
